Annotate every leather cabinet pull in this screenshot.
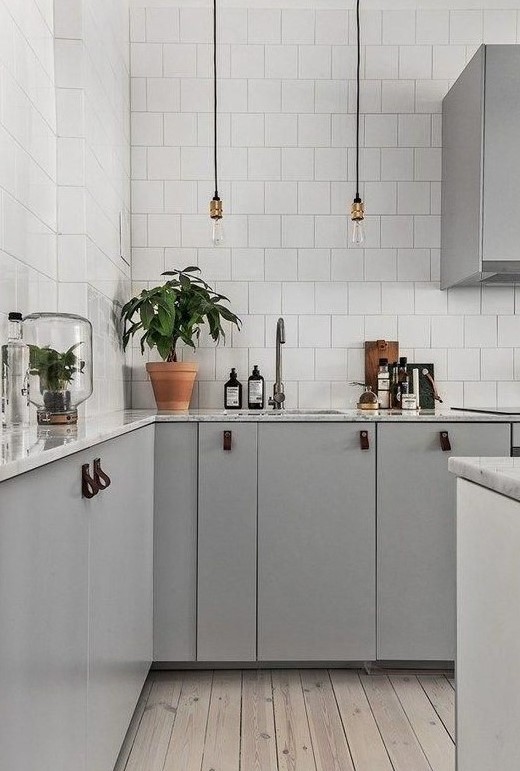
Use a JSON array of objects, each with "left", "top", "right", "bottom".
[
  {"left": 223, "top": 430, "right": 232, "bottom": 451},
  {"left": 93, "top": 458, "right": 111, "bottom": 490},
  {"left": 440, "top": 431, "right": 451, "bottom": 452},
  {"left": 82, "top": 463, "right": 99, "bottom": 499},
  {"left": 360, "top": 430, "right": 370, "bottom": 451}
]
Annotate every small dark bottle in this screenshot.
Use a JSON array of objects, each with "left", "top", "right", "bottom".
[
  {"left": 248, "top": 365, "right": 265, "bottom": 410},
  {"left": 224, "top": 368, "right": 242, "bottom": 410},
  {"left": 396, "top": 356, "right": 409, "bottom": 408},
  {"left": 390, "top": 361, "right": 400, "bottom": 409}
]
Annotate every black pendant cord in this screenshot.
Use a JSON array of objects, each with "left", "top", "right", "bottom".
[
  {"left": 355, "top": 0, "right": 361, "bottom": 202},
  {"left": 213, "top": 0, "right": 219, "bottom": 201}
]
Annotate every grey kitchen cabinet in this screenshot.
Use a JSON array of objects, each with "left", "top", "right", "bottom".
[
  {"left": 154, "top": 422, "right": 198, "bottom": 662},
  {"left": 257, "top": 423, "right": 376, "bottom": 662},
  {"left": 0, "top": 425, "right": 154, "bottom": 771},
  {"left": 197, "top": 423, "right": 257, "bottom": 662},
  {"left": 0, "top": 448, "right": 90, "bottom": 771},
  {"left": 441, "top": 45, "right": 520, "bottom": 288},
  {"left": 377, "top": 422, "right": 511, "bottom": 661},
  {"left": 87, "top": 426, "right": 154, "bottom": 771}
]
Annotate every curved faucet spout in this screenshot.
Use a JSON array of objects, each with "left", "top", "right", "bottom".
[{"left": 269, "top": 317, "right": 286, "bottom": 410}]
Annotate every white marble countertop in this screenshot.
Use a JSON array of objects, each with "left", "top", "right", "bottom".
[
  {"left": 0, "top": 407, "right": 518, "bottom": 484},
  {"left": 449, "top": 456, "right": 520, "bottom": 503}
]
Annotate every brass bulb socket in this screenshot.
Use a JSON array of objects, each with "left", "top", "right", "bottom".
[
  {"left": 351, "top": 199, "right": 365, "bottom": 222},
  {"left": 210, "top": 198, "right": 223, "bottom": 220}
]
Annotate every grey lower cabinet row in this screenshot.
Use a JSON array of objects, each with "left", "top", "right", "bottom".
[
  {"left": 154, "top": 420, "right": 511, "bottom": 665},
  {"left": 0, "top": 426, "right": 154, "bottom": 771}
]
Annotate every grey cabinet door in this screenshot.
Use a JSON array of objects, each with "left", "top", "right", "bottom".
[
  {"left": 87, "top": 426, "right": 154, "bottom": 771},
  {"left": 154, "top": 423, "right": 198, "bottom": 662},
  {"left": 377, "top": 422, "right": 510, "bottom": 661},
  {"left": 258, "top": 423, "right": 376, "bottom": 662},
  {"left": 198, "top": 423, "right": 257, "bottom": 662},
  {"left": 0, "top": 451, "right": 90, "bottom": 771}
]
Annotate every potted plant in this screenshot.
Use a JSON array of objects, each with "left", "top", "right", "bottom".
[{"left": 121, "top": 266, "right": 241, "bottom": 410}]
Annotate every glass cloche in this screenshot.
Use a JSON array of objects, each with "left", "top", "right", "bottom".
[{"left": 23, "top": 313, "right": 93, "bottom": 424}]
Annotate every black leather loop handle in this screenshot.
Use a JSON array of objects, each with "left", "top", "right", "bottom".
[
  {"left": 82, "top": 463, "right": 99, "bottom": 499},
  {"left": 93, "top": 458, "right": 111, "bottom": 490}
]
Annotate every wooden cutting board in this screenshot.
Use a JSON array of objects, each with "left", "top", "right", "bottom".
[{"left": 364, "top": 340, "right": 399, "bottom": 392}]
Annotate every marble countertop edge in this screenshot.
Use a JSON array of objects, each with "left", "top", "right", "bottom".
[
  {"left": 449, "top": 456, "right": 520, "bottom": 503},
  {"left": 0, "top": 407, "right": 518, "bottom": 485}
]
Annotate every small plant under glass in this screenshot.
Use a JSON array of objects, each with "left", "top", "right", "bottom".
[{"left": 24, "top": 313, "right": 93, "bottom": 424}]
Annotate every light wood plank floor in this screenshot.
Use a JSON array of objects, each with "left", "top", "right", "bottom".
[{"left": 122, "top": 670, "right": 455, "bottom": 771}]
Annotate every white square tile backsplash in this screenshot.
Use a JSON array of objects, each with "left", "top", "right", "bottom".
[
  {"left": 129, "top": 2, "right": 520, "bottom": 411},
  {"left": 0, "top": 0, "right": 130, "bottom": 417}
]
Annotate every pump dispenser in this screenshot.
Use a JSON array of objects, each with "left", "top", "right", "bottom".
[
  {"left": 248, "top": 365, "right": 265, "bottom": 410},
  {"left": 224, "top": 368, "right": 242, "bottom": 410}
]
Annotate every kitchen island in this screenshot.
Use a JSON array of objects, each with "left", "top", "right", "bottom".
[{"left": 449, "top": 457, "right": 520, "bottom": 771}]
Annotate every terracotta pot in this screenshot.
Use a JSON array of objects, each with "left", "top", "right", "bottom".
[{"left": 146, "top": 361, "right": 198, "bottom": 411}]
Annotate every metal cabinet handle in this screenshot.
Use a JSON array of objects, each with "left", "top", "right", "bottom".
[
  {"left": 82, "top": 463, "right": 99, "bottom": 499},
  {"left": 440, "top": 431, "right": 451, "bottom": 452},
  {"left": 223, "top": 430, "right": 232, "bottom": 451},
  {"left": 360, "top": 430, "right": 370, "bottom": 451},
  {"left": 93, "top": 458, "right": 111, "bottom": 490}
]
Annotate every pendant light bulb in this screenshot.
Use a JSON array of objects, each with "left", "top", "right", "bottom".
[
  {"left": 351, "top": 218, "right": 365, "bottom": 246},
  {"left": 209, "top": 0, "right": 225, "bottom": 247},
  {"left": 350, "top": 198, "right": 365, "bottom": 245},
  {"left": 212, "top": 215, "right": 225, "bottom": 247},
  {"left": 210, "top": 196, "right": 225, "bottom": 246}
]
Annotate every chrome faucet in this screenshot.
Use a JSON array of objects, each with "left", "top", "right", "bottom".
[{"left": 269, "top": 317, "right": 286, "bottom": 410}]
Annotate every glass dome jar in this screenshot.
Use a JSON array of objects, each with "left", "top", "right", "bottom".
[{"left": 23, "top": 313, "right": 93, "bottom": 424}]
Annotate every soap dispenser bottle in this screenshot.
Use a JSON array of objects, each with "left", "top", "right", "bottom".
[
  {"left": 224, "top": 368, "right": 242, "bottom": 410},
  {"left": 248, "top": 365, "right": 265, "bottom": 410}
]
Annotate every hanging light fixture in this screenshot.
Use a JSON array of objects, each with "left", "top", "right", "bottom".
[
  {"left": 209, "top": 0, "right": 224, "bottom": 246},
  {"left": 350, "top": 0, "right": 365, "bottom": 246}
]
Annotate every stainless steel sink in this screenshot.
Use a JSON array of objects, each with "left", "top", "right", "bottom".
[
  {"left": 260, "top": 409, "right": 343, "bottom": 416},
  {"left": 223, "top": 409, "right": 344, "bottom": 417}
]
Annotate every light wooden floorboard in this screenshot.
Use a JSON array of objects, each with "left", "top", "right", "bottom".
[
  {"left": 272, "top": 669, "right": 316, "bottom": 771},
  {"left": 125, "top": 669, "right": 455, "bottom": 771},
  {"left": 163, "top": 671, "right": 213, "bottom": 771},
  {"left": 330, "top": 670, "right": 393, "bottom": 771},
  {"left": 418, "top": 675, "right": 456, "bottom": 742},
  {"left": 241, "top": 670, "right": 278, "bottom": 771},
  {"left": 201, "top": 670, "right": 242, "bottom": 771},
  {"left": 391, "top": 675, "right": 455, "bottom": 771},
  {"left": 300, "top": 670, "right": 355, "bottom": 771},
  {"left": 125, "top": 672, "right": 182, "bottom": 771},
  {"left": 360, "top": 674, "right": 433, "bottom": 771}
]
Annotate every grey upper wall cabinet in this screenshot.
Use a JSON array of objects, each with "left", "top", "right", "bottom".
[{"left": 441, "top": 45, "right": 520, "bottom": 288}]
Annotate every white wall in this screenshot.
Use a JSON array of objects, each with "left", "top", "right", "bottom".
[
  {"left": 0, "top": 0, "right": 131, "bottom": 417},
  {"left": 130, "top": 3, "right": 520, "bottom": 411},
  {"left": 55, "top": 0, "right": 132, "bottom": 414}
]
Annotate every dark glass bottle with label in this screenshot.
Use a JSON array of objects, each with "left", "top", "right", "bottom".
[
  {"left": 390, "top": 361, "right": 400, "bottom": 409},
  {"left": 397, "top": 356, "right": 409, "bottom": 407},
  {"left": 224, "top": 368, "right": 242, "bottom": 410},
  {"left": 248, "top": 365, "right": 265, "bottom": 410}
]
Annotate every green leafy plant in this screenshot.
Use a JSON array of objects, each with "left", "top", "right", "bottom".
[
  {"left": 121, "top": 266, "right": 241, "bottom": 362},
  {"left": 29, "top": 343, "right": 85, "bottom": 393}
]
